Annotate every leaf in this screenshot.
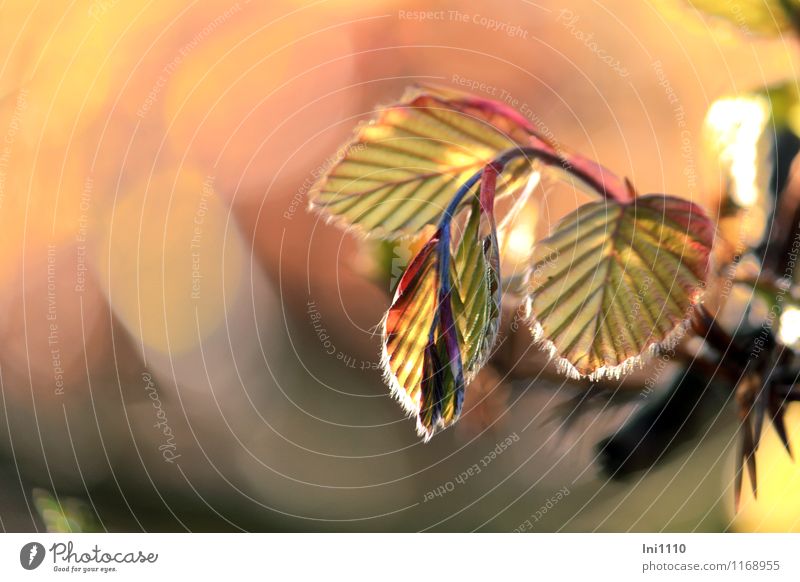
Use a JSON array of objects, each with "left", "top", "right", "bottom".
[
  {"left": 32, "top": 488, "right": 99, "bottom": 533},
  {"left": 310, "top": 85, "right": 538, "bottom": 238},
  {"left": 381, "top": 167, "right": 501, "bottom": 439},
  {"left": 527, "top": 194, "right": 714, "bottom": 380}
]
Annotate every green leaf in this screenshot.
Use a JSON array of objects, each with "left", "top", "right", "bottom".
[
  {"left": 527, "top": 194, "right": 714, "bottom": 380},
  {"left": 32, "top": 488, "right": 99, "bottom": 533},
  {"left": 381, "top": 191, "right": 500, "bottom": 440},
  {"left": 309, "top": 85, "right": 538, "bottom": 238}
]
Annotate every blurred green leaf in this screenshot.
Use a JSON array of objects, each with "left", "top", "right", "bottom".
[{"left": 33, "top": 488, "right": 99, "bottom": 533}]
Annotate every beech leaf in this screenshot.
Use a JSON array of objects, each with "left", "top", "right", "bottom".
[
  {"left": 381, "top": 166, "right": 501, "bottom": 439},
  {"left": 528, "top": 194, "right": 714, "bottom": 380},
  {"left": 309, "top": 85, "right": 538, "bottom": 238}
]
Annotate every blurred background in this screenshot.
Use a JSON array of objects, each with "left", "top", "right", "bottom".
[{"left": 0, "top": 0, "right": 799, "bottom": 532}]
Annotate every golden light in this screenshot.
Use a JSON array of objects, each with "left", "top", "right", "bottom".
[
  {"left": 362, "top": 123, "right": 393, "bottom": 142},
  {"left": 286, "top": 0, "right": 408, "bottom": 9},
  {"left": 732, "top": 406, "right": 800, "bottom": 532},
  {"left": 778, "top": 306, "right": 800, "bottom": 347},
  {"left": 439, "top": 148, "right": 486, "bottom": 170},
  {"left": 499, "top": 198, "right": 538, "bottom": 278},
  {"left": 506, "top": 225, "right": 535, "bottom": 260},
  {"left": 163, "top": 1, "right": 357, "bottom": 197},
  {"left": 6, "top": 2, "right": 171, "bottom": 147},
  {"left": 703, "top": 95, "right": 770, "bottom": 209},
  {"left": 94, "top": 168, "right": 244, "bottom": 354}
]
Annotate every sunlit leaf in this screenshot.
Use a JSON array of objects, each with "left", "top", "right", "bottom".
[
  {"left": 310, "top": 85, "right": 538, "bottom": 238},
  {"left": 381, "top": 167, "right": 501, "bottom": 439},
  {"left": 528, "top": 194, "right": 714, "bottom": 380}
]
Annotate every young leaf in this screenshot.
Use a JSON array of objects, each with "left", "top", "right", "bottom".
[
  {"left": 309, "top": 85, "right": 537, "bottom": 238},
  {"left": 381, "top": 167, "right": 501, "bottom": 439},
  {"left": 528, "top": 194, "right": 714, "bottom": 380}
]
